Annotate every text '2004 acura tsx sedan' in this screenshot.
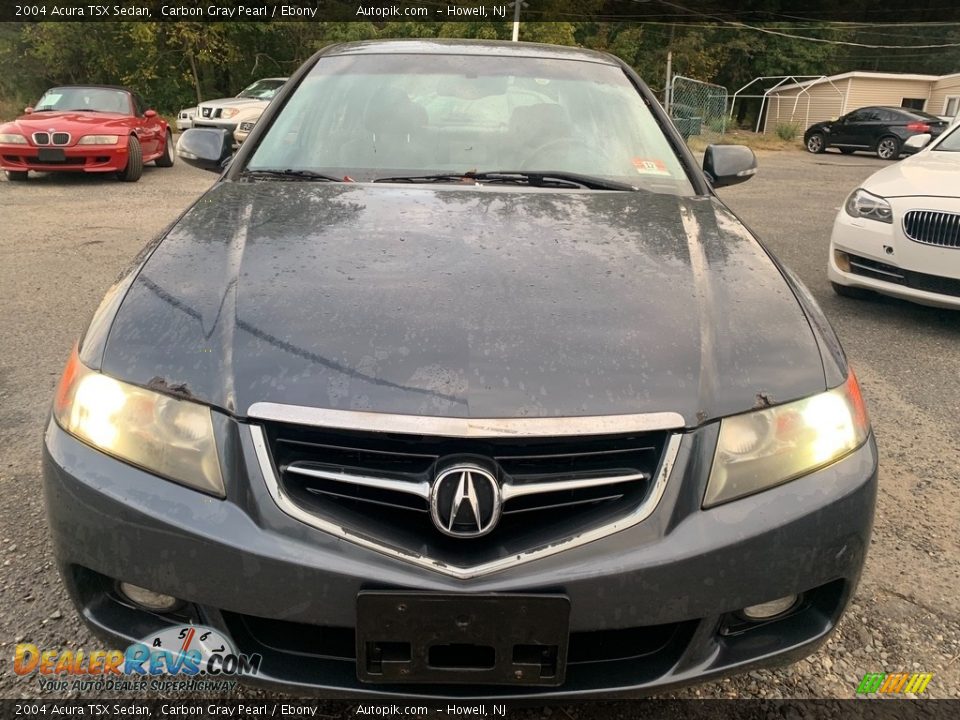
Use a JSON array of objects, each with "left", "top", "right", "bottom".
[{"left": 44, "top": 40, "right": 877, "bottom": 698}]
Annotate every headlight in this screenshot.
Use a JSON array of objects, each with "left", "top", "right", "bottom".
[
  {"left": 78, "top": 135, "right": 119, "bottom": 145},
  {"left": 0, "top": 133, "right": 28, "bottom": 144},
  {"left": 844, "top": 188, "right": 892, "bottom": 223},
  {"left": 52, "top": 348, "right": 225, "bottom": 497},
  {"left": 704, "top": 371, "right": 869, "bottom": 507},
  {"left": 221, "top": 108, "right": 239, "bottom": 119}
]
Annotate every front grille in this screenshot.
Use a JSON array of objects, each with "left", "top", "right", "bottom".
[
  {"left": 52, "top": 132, "right": 70, "bottom": 146},
  {"left": 904, "top": 210, "right": 960, "bottom": 249},
  {"left": 261, "top": 422, "right": 668, "bottom": 568},
  {"left": 847, "top": 252, "right": 960, "bottom": 299},
  {"left": 200, "top": 106, "right": 212, "bottom": 118},
  {"left": 239, "top": 121, "right": 256, "bottom": 132},
  {"left": 32, "top": 132, "right": 49, "bottom": 145}
]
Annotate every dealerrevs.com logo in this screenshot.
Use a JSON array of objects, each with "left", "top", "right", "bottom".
[{"left": 14, "top": 625, "right": 262, "bottom": 693}]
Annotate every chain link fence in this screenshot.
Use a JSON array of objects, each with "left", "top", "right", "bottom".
[{"left": 668, "top": 76, "right": 729, "bottom": 146}]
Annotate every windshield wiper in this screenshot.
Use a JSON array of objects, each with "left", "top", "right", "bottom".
[
  {"left": 241, "top": 169, "right": 343, "bottom": 182},
  {"left": 65, "top": 108, "right": 98, "bottom": 112},
  {"left": 484, "top": 171, "right": 639, "bottom": 192},
  {"left": 374, "top": 170, "right": 638, "bottom": 191}
]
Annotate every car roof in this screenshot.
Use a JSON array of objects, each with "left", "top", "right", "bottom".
[{"left": 322, "top": 38, "right": 620, "bottom": 66}]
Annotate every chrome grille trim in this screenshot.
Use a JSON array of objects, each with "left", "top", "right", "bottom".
[
  {"left": 500, "top": 471, "right": 648, "bottom": 500},
  {"left": 849, "top": 258, "right": 904, "bottom": 280},
  {"left": 250, "top": 424, "right": 682, "bottom": 579},
  {"left": 285, "top": 463, "right": 430, "bottom": 499},
  {"left": 247, "top": 402, "right": 686, "bottom": 437},
  {"left": 284, "top": 460, "right": 647, "bottom": 504},
  {"left": 903, "top": 210, "right": 960, "bottom": 249},
  {"left": 32, "top": 132, "right": 50, "bottom": 145},
  {"left": 52, "top": 132, "right": 70, "bottom": 146}
]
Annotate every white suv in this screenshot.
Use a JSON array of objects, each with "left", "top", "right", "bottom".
[{"left": 179, "top": 78, "right": 286, "bottom": 136}]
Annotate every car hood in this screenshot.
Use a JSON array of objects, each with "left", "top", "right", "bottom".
[
  {"left": 8, "top": 112, "right": 131, "bottom": 136},
  {"left": 200, "top": 97, "right": 269, "bottom": 111},
  {"left": 99, "top": 183, "right": 827, "bottom": 427},
  {"left": 863, "top": 150, "right": 960, "bottom": 198}
]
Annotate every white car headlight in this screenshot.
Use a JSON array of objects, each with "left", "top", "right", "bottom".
[
  {"left": 78, "top": 135, "right": 119, "bottom": 145},
  {"left": 53, "top": 348, "right": 225, "bottom": 497},
  {"left": 704, "top": 372, "right": 870, "bottom": 507},
  {"left": 221, "top": 108, "right": 240, "bottom": 119},
  {"left": 844, "top": 188, "right": 892, "bottom": 224},
  {"left": 0, "top": 133, "right": 28, "bottom": 144}
]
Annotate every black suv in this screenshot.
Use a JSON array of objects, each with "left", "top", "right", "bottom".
[{"left": 804, "top": 105, "right": 949, "bottom": 159}]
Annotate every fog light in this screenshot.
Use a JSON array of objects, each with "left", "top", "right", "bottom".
[
  {"left": 834, "top": 249, "right": 851, "bottom": 273},
  {"left": 118, "top": 582, "right": 182, "bottom": 613},
  {"left": 740, "top": 594, "right": 799, "bottom": 620}
]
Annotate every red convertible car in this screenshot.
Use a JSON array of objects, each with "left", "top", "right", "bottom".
[{"left": 0, "top": 85, "right": 174, "bottom": 182}]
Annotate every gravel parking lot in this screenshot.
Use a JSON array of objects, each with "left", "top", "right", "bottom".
[{"left": 1, "top": 150, "right": 958, "bottom": 704}]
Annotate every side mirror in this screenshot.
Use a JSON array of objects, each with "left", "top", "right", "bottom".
[
  {"left": 703, "top": 144, "right": 757, "bottom": 188},
  {"left": 904, "top": 133, "right": 932, "bottom": 151},
  {"left": 176, "top": 128, "right": 233, "bottom": 172},
  {"left": 24, "top": 107, "right": 33, "bottom": 114},
  {"left": 144, "top": 109, "right": 157, "bottom": 118}
]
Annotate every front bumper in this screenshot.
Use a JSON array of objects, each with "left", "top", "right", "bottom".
[
  {"left": 1, "top": 142, "right": 128, "bottom": 174},
  {"left": 42, "top": 418, "right": 877, "bottom": 698},
  {"left": 192, "top": 119, "right": 239, "bottom": 134},
  {"left": 828, "top": 205, "right": 960, "bottom": 309}
]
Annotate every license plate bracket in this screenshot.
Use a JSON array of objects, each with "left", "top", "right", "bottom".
[
  {"left": 37, "top": 148, "right": 66, "bottom": 163},
  {"left": 356, "top": 592, "right": 570, "bottom": 686}
]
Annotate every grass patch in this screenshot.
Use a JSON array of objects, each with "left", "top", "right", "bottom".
[
  {"left": 687, "top": 128, "right": 803, "bottom": 153},
  {"left": 775, "top": 122, "right": 801, "bottom": 141}
]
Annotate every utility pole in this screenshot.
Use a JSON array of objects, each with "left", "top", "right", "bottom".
[
  {"left": 510, "top": 1, "right": 527, "bottom": 42},
  {"left": 664, "top": 50, "right": 672, "bottom": 114},
  {"left": 664, "top": 23, "right": 676, "bottom": 114}
]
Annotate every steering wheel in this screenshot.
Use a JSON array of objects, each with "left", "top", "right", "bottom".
[{"left": 520, "top": 136, "right": 610, "bottom": 171}]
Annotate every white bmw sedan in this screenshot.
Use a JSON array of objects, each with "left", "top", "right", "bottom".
[{"left": 828, "top": 122, "right": 960, "bottom": 309}]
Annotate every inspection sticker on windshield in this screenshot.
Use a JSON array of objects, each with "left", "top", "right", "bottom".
[{"left": 632, "top": 158, "right": 670, "bottom": 176}]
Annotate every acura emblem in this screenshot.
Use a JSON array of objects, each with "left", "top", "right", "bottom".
[{"left": 430, "top": 464, "right": 501, "bottom": 538}]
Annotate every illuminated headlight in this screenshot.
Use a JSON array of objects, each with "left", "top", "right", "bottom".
[
  {"left": 844, "top": 188, "right": 892, "bottom": 223},
  {"left": 78, "top": 135, "right": 119, "bottom": 145},
  {"left": 0, "top": 133, "right": 28, "bottom": 144},
  {"left": 220, "top": 108, "right": 239, "bottom": 119},
  {"left": 52, "top": 348, "right": 225, "bottom": 497},
  {"left": 703, "top": 372, "right": 869, "bottom": 507}
]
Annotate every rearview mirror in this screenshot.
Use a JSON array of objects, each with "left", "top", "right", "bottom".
[
  {"left": 144, "top": 109, "right": 157, "bottom": 118},
  {"left": 703, "top": 144, "right": 757, "bottom": 188},
  {"left": 24, "top": 107, "right": 33, "bottom": 114},
  {"left": 177, "top": 128, "right": 233, "bottom": 173},
  {"left": 904, "top": 133, "right": 932, "bottom": 151}
]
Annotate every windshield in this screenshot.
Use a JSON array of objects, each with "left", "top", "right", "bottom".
[
  {"left": 933, "top": 123, "right": 960, "bottom": 152},
  {"left": 246, "top": 54, "right": 694, "bottom": 194},
  {"left": 34, "top": 87, "right": 131, "bottom": 114},
  {"left": 238, "top": 79, "right": 285, "bottom": 100}
]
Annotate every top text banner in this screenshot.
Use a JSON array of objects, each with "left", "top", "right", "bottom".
[{"left": 3, "top": 0, "right": 958, "bottom": 23}]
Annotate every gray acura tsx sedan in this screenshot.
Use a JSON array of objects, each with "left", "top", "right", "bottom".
[{"left": 44, "top": 39, "right": 876, "bottom": 698}]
